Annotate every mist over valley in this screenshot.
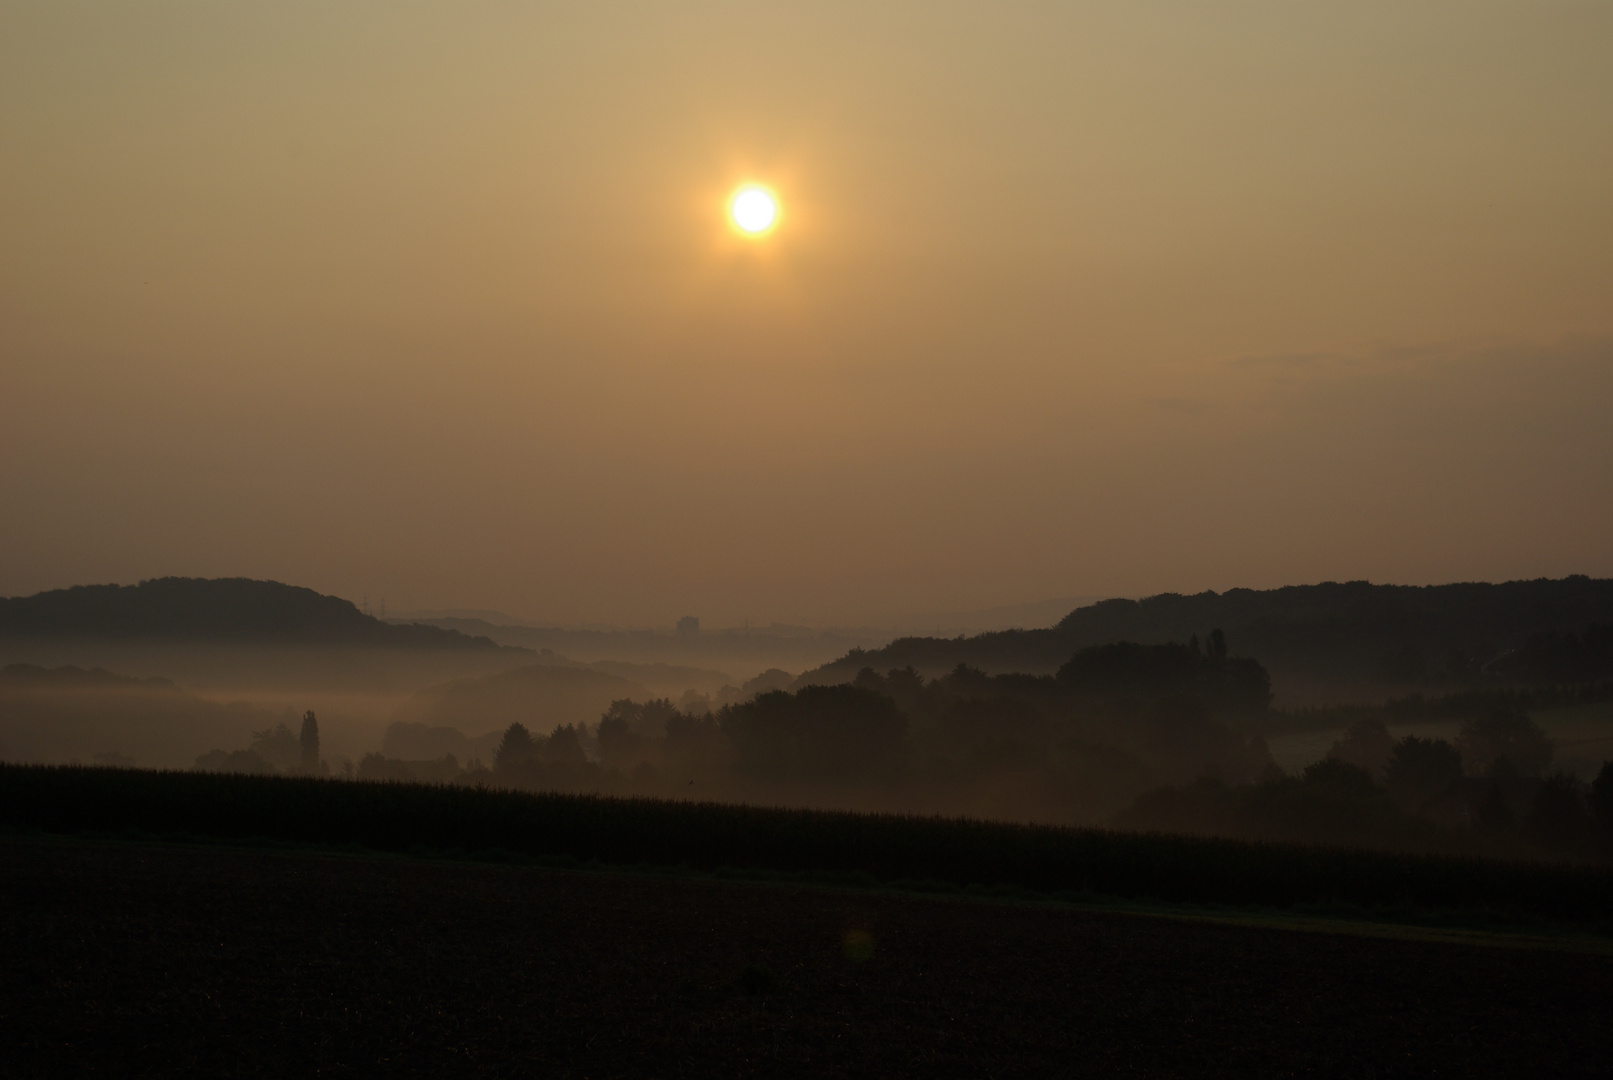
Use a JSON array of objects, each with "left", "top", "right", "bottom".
[
  {"left": 6, "top": 574, "right": 1613, "bottom": 863},
  {"left": 8, "top": 4, "right": 1613, "bottom": 1073}
]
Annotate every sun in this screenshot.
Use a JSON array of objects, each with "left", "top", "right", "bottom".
[{"left": 729, "top": 185, "right": 778, "bottom": 234}]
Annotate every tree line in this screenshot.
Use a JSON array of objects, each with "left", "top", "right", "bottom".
[
  {"left": 371, "top": 635, "right": 1281, "bottom": 824},
  {"left": 1122, "top": 708, "right": 1613, "bottom": 860},
  {"left": 192, "top": 634, "right": 1613, "bottom": 861}
]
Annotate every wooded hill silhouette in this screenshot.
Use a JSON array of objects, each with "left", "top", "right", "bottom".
[
  {"left": 0, "top": 578, "right": 509, "bottom": 651},
  {"left": 796, "top": 576, "right": 1613, "bottom": 698}
]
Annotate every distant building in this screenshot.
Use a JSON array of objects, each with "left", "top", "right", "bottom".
[{"left": 676, "top": 615, "right": 700, "bottom": 638}]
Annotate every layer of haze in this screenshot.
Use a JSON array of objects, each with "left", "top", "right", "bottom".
[{"left": 4, "top": 1, "right": 1611, "bottom": 626}]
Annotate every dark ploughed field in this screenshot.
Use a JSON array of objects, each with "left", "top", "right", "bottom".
[{"left": 3, "top": 836, "right": 1609, "bottom": 1078}]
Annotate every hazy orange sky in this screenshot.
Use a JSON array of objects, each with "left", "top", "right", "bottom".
[{"left": 3, "top": 2, "right": 1611, "bottom": 626}]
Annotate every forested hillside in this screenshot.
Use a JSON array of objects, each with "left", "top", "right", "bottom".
[
  {"left": 798, "top": 577, "right": 1613, "bottom": 701},
  {"left": 0, "top": 578, "right": 507, "bottom": 651}
]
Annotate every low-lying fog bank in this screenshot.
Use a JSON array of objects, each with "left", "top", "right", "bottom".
[
  {"left": 7, "top": 635, "right": 1612, "bottom": 864},
  {"left": 0, "top": 643, "right": 798, "bottom": 776}
]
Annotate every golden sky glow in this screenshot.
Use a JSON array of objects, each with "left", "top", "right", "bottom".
[{"left": 2, "top": 2, "right": 1611, "bottom": 625}]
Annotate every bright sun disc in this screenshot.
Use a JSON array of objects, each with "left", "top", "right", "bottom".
[{"left": 730, "top": 187, "right": 777, "bottom": 233}]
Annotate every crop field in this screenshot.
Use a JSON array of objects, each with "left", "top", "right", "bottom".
[
  {"left": 5, "top": 834, "right": 1612, "bottom": 1078},
  {"left": 6, "top": 767, "right": 1613, "bottom": 1075},
  {"left": 5, "top": 765, "right": 1613, "bottom": 931}
]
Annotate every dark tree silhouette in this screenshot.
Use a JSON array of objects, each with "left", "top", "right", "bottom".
[
  {"left": 1055, "top": 635, "right": 1270, "bottom": 713},
  {"left": 720, "top": 685, "right": 907, "bottom": 786},
  {"left": 250, "top": 723, "right": 301, "bottom": 772},
  {"left": 596, "top": 707, "right": 642, "bottom": 769},
  {"left": 495, "top": 723, "right": 538, "bottom": 769},
  {"left": 1327, "top": 719, "right": 1394, "bottom": 779},
  {"left": 299, "top": 710, "right": 320, "bottom": 774},
  {"left": 1591, "top": 762, "right": 1613, "bottom": 858},
  {"left": 543, "top": 724, "right": 588, "bottom": 767},
  {"left": 1492, "top": 623, "right": 1613, "bottom": 683},
  {"left": 1058, "top": 642, "right": 1201, "bottom": 697},
  {"left": 1302, "top": 758, "right": 1376, "bottom": 793},
  {"left": 1385, "top": 736, "right": 1462, "bottom": 807},
  {"left": 1456, "top": 709, "right": 1553, "bottom": 778}
]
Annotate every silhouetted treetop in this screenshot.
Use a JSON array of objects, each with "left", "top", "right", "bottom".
[
  {"left": 1327, "top": 718, "right": 1394, "bottom": 779},
  {"left": 720, "top": 684, "right": 908, "bottom": 786},
  {"left": 1057, "top": 641, "right": 1203, "bottom": 696},
  {"left": 1385, "top": 736, "right": 1463, "bottom": 806},
  {"left": 1302, "top": 757, "right": 1377, "bottom": 793},
  {"left": 495, "top": 723, "right": 538, "bottom": 769},
  {"left": 1056, "top": 639, "right": 1271, "bottom": 713},
  {"left": 1457, "top": 709, "right": 1554, "bottom": 779},
  {"left": 543, "top": 724, "right": 588, "bottom": 767}
]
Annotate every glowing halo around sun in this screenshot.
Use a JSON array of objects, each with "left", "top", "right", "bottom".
[{"left": 729, "top": 185, "right": 778, "bottom": 234}]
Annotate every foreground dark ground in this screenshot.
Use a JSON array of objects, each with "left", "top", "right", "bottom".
[{"left": 3, "top": 837, "right": 1610, "bottom": 1078}]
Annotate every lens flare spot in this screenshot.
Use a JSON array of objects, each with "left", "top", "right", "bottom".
[{"left": 843, "top": 929, "right": 874, "bottom": 962}]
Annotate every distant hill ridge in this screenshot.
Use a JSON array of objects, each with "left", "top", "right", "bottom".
[
  {"left": 0, "top": 578, "right": 507, "bottom": 650},
  {"left": 1, "top": 663, "right": 177, "bottom": 690},
  {"left": 798, "top": 576, "right": 1613, "bottom": 690}
]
